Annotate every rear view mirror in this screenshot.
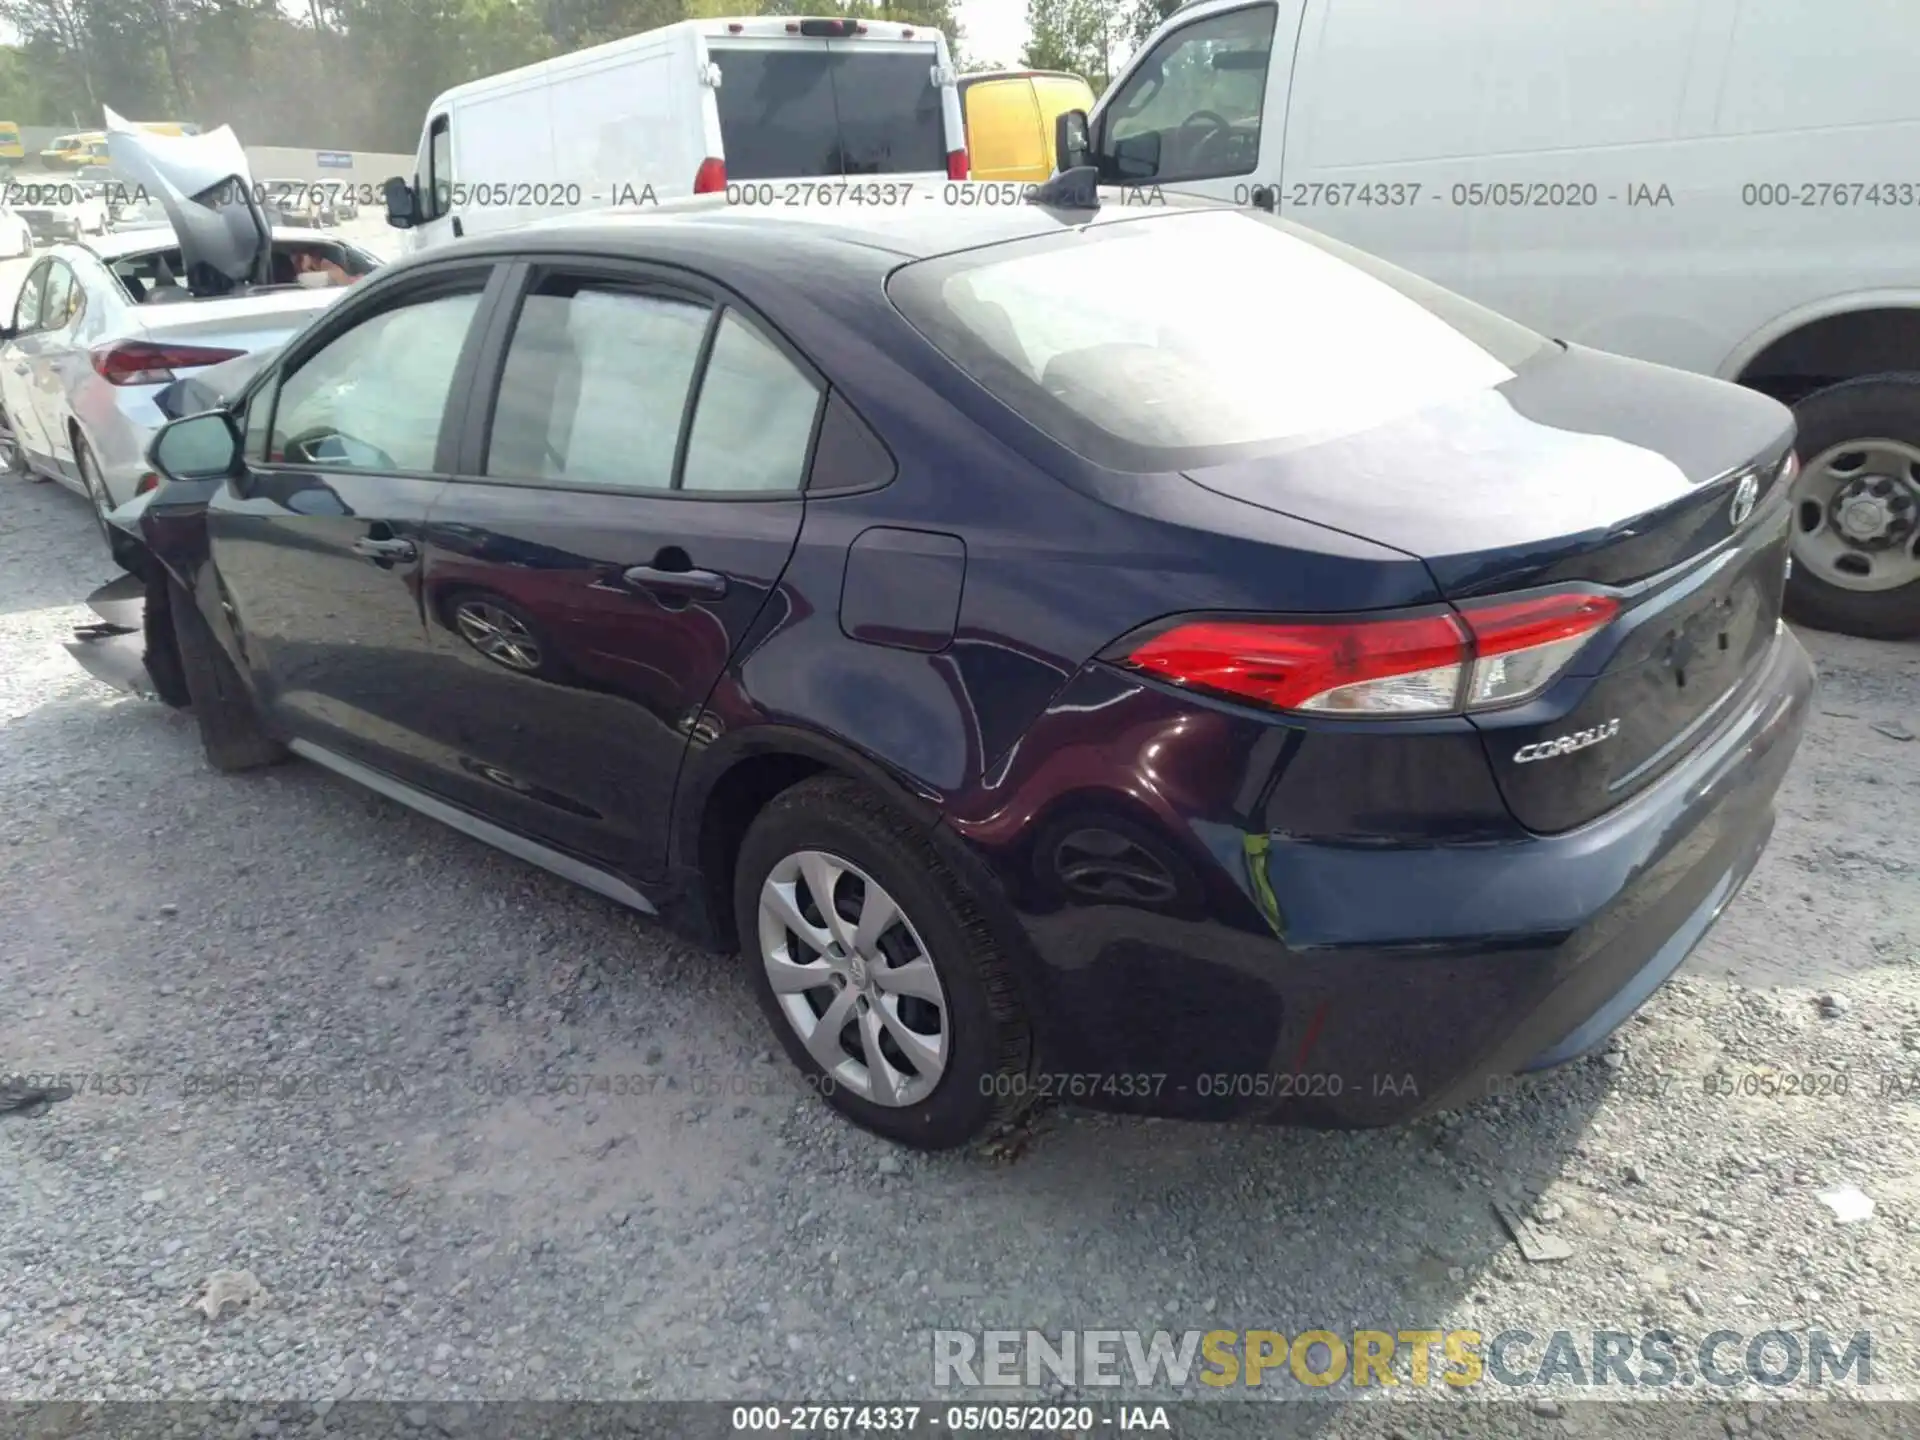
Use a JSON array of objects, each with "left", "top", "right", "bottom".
[
  {"left": 1055, "top": 110, "right": 1091, "bottom": 172},
  {"left": 383, "top": 176, "right": 415, "bottom": 229},
  {"left": 150, "top": 410, "right": 241, "bottom": 481}
]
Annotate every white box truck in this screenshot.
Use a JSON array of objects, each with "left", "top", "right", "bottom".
[
  {"left": 385, "top": 16, "right": 968, "bottom": 251},
  {"left": 1059, "top": 0, "right": 1920, "bottom": 639}
]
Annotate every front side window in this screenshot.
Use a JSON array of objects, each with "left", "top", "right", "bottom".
[
  {"left": 427, "top": 117, "right": 452, "bottom": 219},
  {"left": 889, "top": 208, "right": 1549, "bottom": 471},
  {"left": 1100, "top": 5, "right": 1276, "bottom": 184},
  {"left": 269, "top": 287, "right": 482, "bottom": 472},
  {"left": 486, "top": 276, "right": 711, "bottom": 490},
  {"left": 681, "top": 311, "right": 822, "bottom": 493}
]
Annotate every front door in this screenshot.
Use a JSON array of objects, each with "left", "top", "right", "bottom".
[
  {"left": 417, "top": 263, "right": 818, "bottom": 876},
  {"left": 209, "top": 263, "right": 501, "bottom": 789},
  {"left": 407, "top": 113, "right": 460, "bottom": 252},
  {"left": 1091, "top": 2, "right": 1300, "bottom": 210}
]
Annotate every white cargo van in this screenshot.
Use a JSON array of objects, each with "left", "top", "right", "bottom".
[
  {"left": 1062, "top": 0, "right": 1920, "bottom": 639},
  {"left": 386, "top": 16, "right": 967, "bottom": 249}
]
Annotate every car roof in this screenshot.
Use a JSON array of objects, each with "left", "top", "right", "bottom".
[
  {"left": 958, "top": 69, "right": 1089, "bottom": 86},
  {"left": 435, "top": 189, "right": 1214, "bottom": 274}
]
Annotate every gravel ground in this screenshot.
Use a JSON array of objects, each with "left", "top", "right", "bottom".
[{"left": 4, "top": 256, "right": 1920, "bottom": 1436}]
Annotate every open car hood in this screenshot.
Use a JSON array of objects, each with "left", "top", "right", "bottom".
[{"left": 105, "top": 108, "right": 271, "bottom": 293}]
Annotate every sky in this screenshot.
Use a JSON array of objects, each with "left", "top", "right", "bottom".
[{"left": 956, "top": 0, "right": 1032, "bottom": 68}]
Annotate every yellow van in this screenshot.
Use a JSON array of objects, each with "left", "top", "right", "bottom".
[
  {"left": 956, "top": 70, "right": 1098, "bottom": 182},
  {"left": 40, "top": 132, "right": 100, "bottom": 168},
  {"left": 0, "top": 123, "right": 24, "bottom": 163}
]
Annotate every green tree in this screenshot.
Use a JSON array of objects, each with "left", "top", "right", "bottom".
[
  {"left": 1022, "top": 0, "right": 1121, "bottom": 87},
  {"left": 1126, "top": 0, "right": 1178, "bottom": 46}
]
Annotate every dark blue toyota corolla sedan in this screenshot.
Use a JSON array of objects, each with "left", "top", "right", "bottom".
[{"left": 88, "top": 189, "right": 1814, "bottom": 1149}]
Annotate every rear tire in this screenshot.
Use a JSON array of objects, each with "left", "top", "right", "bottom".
[
  {"left": 169, "top": 576, "right": 288, "bottom": 772},
  {"left": 1785, "top": 375, "right": 1920, "bottom": 640},
  {"left": 734, "top": 775, "right": 1032, "bottom": 1150}
]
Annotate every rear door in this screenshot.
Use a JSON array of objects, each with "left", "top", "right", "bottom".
[
  {"left": 963, "top": 77, "right": 1046, "bottom": 182},
  {"left": 208, "top": 261, "right": 504, "bottom": 788},
  {"left": 25, "top": 259, "right": 84, "bottom": 474},
  {"left": 1, "top": 262, "right": 50, "bottom": 463},
  {"left": 415, "top": 259, "right": 819, "bottom": 876},
  {"left": 710, "top": 37, "right": 949, "bottom": 180}
]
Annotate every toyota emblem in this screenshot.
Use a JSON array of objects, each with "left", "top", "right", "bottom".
[{"left": 1729, "top": 471, "right": 1760, "bottom": 527}]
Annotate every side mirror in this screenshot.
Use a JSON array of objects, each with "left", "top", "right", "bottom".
[
  {"left": 150, "top": 410, "right": 242, "bottom": 482},
  {"left": 1054, "top": 109, "right": 1092, "bottom": 173},
  {"left": 0, "top": 325, "right": 16, "bottom": 344},
  {"left": 383, "top": 176, "right": 416, "bottom": 229}
]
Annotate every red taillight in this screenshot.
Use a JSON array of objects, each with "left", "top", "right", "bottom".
[
  {"left": 135, "top": 472, "right": 160, "bottom": 495},
  {"left": 946, "top": 149, "right": 970, "bottom": 181},
  {"left": 1454, "top": 590, "right": 1618, "bottom": 708},
  {"left": 1116, "top": 590, "right": 1619, "bottom": 717},
  {"left": 90, "top": 341, "right": 244, "bottom": 387},
  {"left": 726, "top": 20, "right": 742, "bottom": 31},
  {"left": 693, "top": 157, "right": 726, "bottom": 194}
]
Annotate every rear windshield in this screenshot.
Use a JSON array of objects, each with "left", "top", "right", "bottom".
[
  {"left": 887, "top": 207, "right": 1554, "bottom": 472},
  {"left": 713, "top": 46, "right": 946, "bottom": 179}
]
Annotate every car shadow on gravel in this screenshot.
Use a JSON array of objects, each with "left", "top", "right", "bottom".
[{"left": 954, "top": 1071, "right": 1606, "bottom": 1304}]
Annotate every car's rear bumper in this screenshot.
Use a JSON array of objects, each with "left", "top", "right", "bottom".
[{"left": 946, "top": 626, "right": 1815, "bottom": 1126}]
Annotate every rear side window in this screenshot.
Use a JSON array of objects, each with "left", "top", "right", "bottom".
[
  {"left": 713, "top": 46, "right": 946, "bottom": 178},
  {"left": 486, "top": 277, "right": 711, "bottom": 490},
  {"left": 39, "top": 263, "right": 78, "bottom": 331},
  {"left": 681, "top": 312, "right": 822, "bottom": 493},
  {"left": 12, "top": 265, "right": 47, "bottom": 332},
  {"left": 888, "top": 208, "right": 1550, "bottom": 471},
  {"left": 270, "top": 288, "right": 482, "bottom": 472}
]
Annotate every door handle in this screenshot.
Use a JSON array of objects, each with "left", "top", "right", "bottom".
[
  {"left": 352, "top": 535, "right": 417, "bottom": 562},
  {"left": 622, "top": 564, "right": 727, "bottom": 600}
]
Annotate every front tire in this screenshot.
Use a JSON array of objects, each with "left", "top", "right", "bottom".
[
  {"left": 1785, "top": 375, "right": 1920, "bottom": 640},
  {"left": 169, "top": 576, "right": 288, "bottom": 772},
  {"left": 734, "top": 775, "right": 1032, "bottom": 1150}
]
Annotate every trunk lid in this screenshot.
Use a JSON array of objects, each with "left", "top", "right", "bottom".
[
  {"left": 1187, "top": 344, "right": 1797, "bottom": 833},
  {"left": 135, "top": 288, "right": 339, "bottom": 351},
  {"left": 104, "top": 107, "right": 271, "bottom": 293}
]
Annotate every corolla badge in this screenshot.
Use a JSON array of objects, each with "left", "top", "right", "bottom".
[
  {"left": 1729, "top": 471, "right": 1760, "bottom": 527},
  {"left": 1514, "top": 718, "right": 1622, "bottom": 764}
]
